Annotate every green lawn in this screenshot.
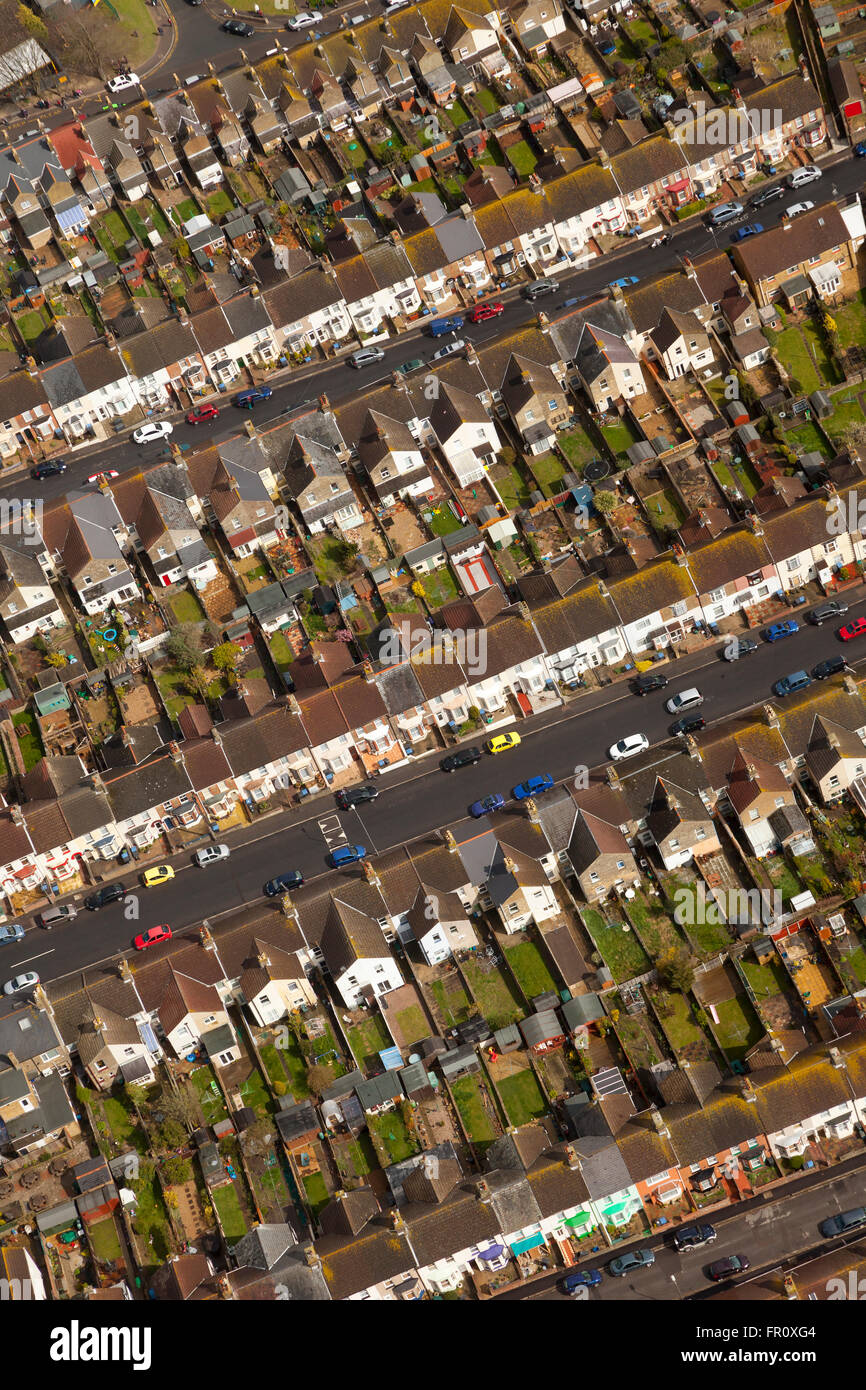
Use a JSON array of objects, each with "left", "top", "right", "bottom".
[
  {"left": 156, "top": 667, "right": 193, "bottom": 722},
  {"left": 174, "top": 198, "right": 200, "bottom": 225},
  {"left": 212, "top": 1182, "right": 247, "bottom": 1244},
  {"left": 88, "top": 1216, "right": 122, "bottom": 1263},
  {"left": 504, "top": 940, "right": 557, "bottom": 999},
  {"left": 557, "top": 425, "right": 599, "bottom": 471},
  {"left": 822, "top": 393, "right": 866, "bottom": 448},
  {"left": 740, "top": 953, "right": 789, "bottom": 999},
  {"left": 368, "top": 1109, "right": 419, "bottom": 1165},
  {"left": 507, "top": 140, "right": 537, "bottom": 176},
  {"left": 451, "top": 1072, "right": 500, "bottom": 1148},
  {"left": 206, "top": 189, "right": 234, "bottom": 219},
  {"left": 625, "top": 890, "right": 688, "bottom": 960},
  {"left": 302, "top": 1170, "right": 330, "bottom": 1219},
  {"left": 106, "top": 0, "right": 161, "bottom": 69},
  {"left": 475, "top": 87, "right": 500, "bottom": 116},
  {"left": 845, "top": 945, "right": 866, "bottom": 986},
  {"left": 102, "top": 1094, "right": 148, "bottom": 1152},
  {"left": 129, "top": 1166, "right": 173, "bottom": 1265},
  {"left": 239, "top": 1067, "right": 272, "bottom": 1119},
  {"left": 773, "top": 326, "right": 823, "bottom": 394},
  {"left": 346, "top": 1013, "right": 392, "bottom": 1067},
  {"left": 531, "top": 452, "right": 567, "bottom": 499},
  {"left": 833, "top": 295, "right": 866, "bottom": 349},
  {"left": 762, "top": 858, "right": 803, "bottom": 905},
  {"left": 430, "top": 977, "right": 473, "bottom": 1028},
  {"left": 645, "top": 488, "right": 686, "bottom": 534},
  {"left": 462, "top": 958, "right": 525, "bottom": 1030},
  {"left": 269, "top": 630, "right": 295, "bottom": 673},
  {"left": 667, "top": 882, "right": 731, "bottom": 956},
  {"left": 190, "top": 1066, "right": 229, "bottom": 1125},
  {"left": 783, "top": 419, "right": 828, "bottom": 457},
  {"left": 497, "top": 1068, "right": 548, "bottom": 1127},
  {"left": 601, "top": 418, "right": 640, "bottom": 461},
  {"left": 259, "top": 1039, "right": 310, "bottom": 1098},
  {"left": 11, "top": 710, "right": 43, "bottom": 770},
  {"left": 394, "top": 1005, "right": 428, "bottom": 1045},
  {"left": 15, "top": 308, "right": 50, "bottom": 342},
  {"left": 711, "top": 994, "right": 764, "bottom": 1062},
  {"left": 613, "top": 1007, "right": 664, "bottom": 1071},
  {"left": 425, "top": 505, "right": 462, "bottom": 537},
  {"left": 653, "top": 989, "right": 715, "bottom": 1061},
  {"left": 307, "top": 534, "right": 358, "bottom": 584},
  {"left": 581, "top": 907, "right": 651, "bottom": 984},
  {"left": 170, "top": 590, "right": 206, "bottom": 624},
  {"left": 420, "top": 567, "right": 459, "bottom": 610},
  {"left": 491, "top": 463, "right": 532, "bottom": 510},
  {"left": 446, "top": 99, "right": 471, "bottom": 127}
]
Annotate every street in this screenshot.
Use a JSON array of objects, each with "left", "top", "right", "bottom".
[{"left": 2, "top": 588, "right": 865, "bottom": 989}]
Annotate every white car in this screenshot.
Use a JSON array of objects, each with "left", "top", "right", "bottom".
[
  {"left": 431, "top": 338, "right": 466, "bottom": 362},
  {"left": 286, "top": 9, "right": 322, "bottom": 27},
  {"left": 782, "top": 201, "right": 814, "bottom": 220},
  {"left": 665, "top": 688, "right": 704, "bottom": 715},
  {"left": 609, "top": 733, "right": 650, "bottom": 762},
  {"left": 132, "top": 421, "right": 173, "bottom": 445},
  {"left": 86, "top": 469, "right": 119, "bottom": 485},
  {"left": 195, "top": 844, "right": 230, "bottom": 867},
  {"left": 106, "top": 74, "right": 140, "bottom": 95},
  {"left": 3, "top": 971, "right": 39, "bottom": 995}
]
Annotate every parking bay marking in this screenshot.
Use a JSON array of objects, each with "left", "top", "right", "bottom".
[{"left": 317, "top": 814, "right": 347, "bottom": 850}]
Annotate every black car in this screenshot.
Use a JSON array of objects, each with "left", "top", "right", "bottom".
[
  {"left": 707, "top": 1254, "right": 750, "bottom": 1281},
  {"left": 31, "top": 460, "right": 67, "bottom": 479},
  {"left": 84, "top": 882, "right": 127, "bottom": 911},
  {"left": 222, "top": 18, "right": 255, "bottom": 35},
  {"left": 749, "top": 184, "right": 785, "bottom": 208},
  {"left": 813, "top": 655, "right": 848, "bottom": 680},
  {"left": 722, "top": 635, "right": 759, "bottom": 661},
  {"left": 809, "top": 600, "right": 849, "bottom": 625},
  {"left": 673, "top": 1223, "right": 717, "bottom": 1252},
  {"left": 633, "top": 672, "right": 669, "bottom": 696},
  {"left": 441, "top": 746, "right": 483, "bottom": 772},
  {"left": 263, "top": 871, "right": 304, "bottom": 896},
  {"left": 335, "top": 783, "right": 379, "bottom": 810},
  {"left": 671, "top": 714, "right": 706, "bottom": 737}
]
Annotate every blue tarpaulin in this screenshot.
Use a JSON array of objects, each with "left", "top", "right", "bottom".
[{"left": 509, "top": 1233, "right": 546, "bottom": 1256}]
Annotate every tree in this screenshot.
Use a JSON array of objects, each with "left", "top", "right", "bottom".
[
  {"left": 593, "top": 490, "right": 619, "bottom": 515},
  {"left": 53, "top": 6, "right": 131, "bottom": 80},
  {"left": 45, "top": 651, "right": 66, "bottom": 668},
  {"left": 656, "top": 945, "right": 695, "bottom": 994},
  {"left": 211, "top": 641, "right": 241, "bottom": 674},
  {"left": 162, "top": 1155, "right": 192, "bottom": 1185},
  {"left": 158, "top": 1085, "right": 199, "bottom": 1133},
  {"left": 166, "top": 623, "right": 201, "bottom": 671},
  {"left": 306, "top": 1063, "right": 334, "bottom": 1093},
  {"left": 841, "top": 421, "right": 866, "bottom": 460},
  {"left": 158, "top": 1118, "right": 187, "bottom": 1151}
]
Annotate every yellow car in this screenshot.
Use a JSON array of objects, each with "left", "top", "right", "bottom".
[
  {"left": 141, "top": 864, "right": 175, "bottom": 888},
  {"left": 486, "top": 731, "right": 521, "bottom": 754}
]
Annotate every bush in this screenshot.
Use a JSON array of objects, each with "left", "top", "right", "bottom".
[{"left": 675, "top": 198, "right": 707, "bottom": 222}]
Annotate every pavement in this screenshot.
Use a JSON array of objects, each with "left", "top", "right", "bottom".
[
  {"left": 2, "top": 584, "right": 866, "bottom": 990},
  {"left": 497, "top": 1146, "right": 866, "bottom": 1302}
]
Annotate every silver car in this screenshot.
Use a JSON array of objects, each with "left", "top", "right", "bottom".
[
  {"left": 349, "top": 347, "right": 385, "bottom": 368},
  {"left": 195, "top": 845, "right": 230, "bottom": 867}
]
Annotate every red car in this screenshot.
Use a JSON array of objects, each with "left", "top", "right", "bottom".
[
  {"left": 839, "top": 617, "right": 866, "bottom": 642},
  {"left": 468, "top": 301, "right": 504, "bottom": 323},
  {"left": 134, "top": 923, "right": 173, "bottom": 951},
  {"left": 86, "top": 469, "right": 119, "bottom": 484},
  {"left": 187, "top": 404, "right": 220, "bottom": 425}
]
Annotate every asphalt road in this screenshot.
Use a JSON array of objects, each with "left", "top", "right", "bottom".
[
  {"left": 162, "top": 0, "right": 386, "bottom": 79},
  {"left": 499, "top": 1153, "right": 866, "bottom": 1301},
  {"left": 2, "top": 588, "right": 865, "bottom": 991}
]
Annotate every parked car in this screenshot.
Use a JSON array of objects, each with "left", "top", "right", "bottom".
[
  {"left": 37, "top": 905, "right": 77, "bottom": 930},
  {"left": 263, "top": 871, "right": 304, "bottom": 896},
  {"left": 106, "top": 73, "right": 140, "bottom": 94},
  {"left": 349, "top": 346, "right": 386, "bottom": 368},
  {"left": 559, "top": 1268, "right": 602, "bottom": 1294},
  {"left": 671, "top": 714, "right": 706, "bottom": 736},
  {"left": 731, "top": 222, "right": 763, "bottom": 241},
  {"left": 855, "top": 141, "right": 866, "bottom": 157},
  {"left": 809, "top": 600, "right": 848, "bottom": 625},
  {"left": 521, "top": 278, "right": 557, "bottom": 301},
  {"left": 750, "top": 184, "right": 785, "bottom": 207},
  {"left": 335, "top": 783, "right": 379, "bottom": 809},
  {"left": 723, "top": 635, "right": 759, "bottom": 660},
  {"left": 820, "top": 1206, "right": 866, "bottom": 1238},
  {"left": 86, "top": 469, "right": 119, "bottom": 484},
  {"left": 223, "top": 18, "right": 255, "bottom": 34},
  {"left": 234, "top": 386, "right": 272, "bottom": 407},
  {"left": 134, "top": 923, "right": 173, "bottom": 951},
  {"left": 286, "top": 9, "right": 322, "bottom": 27},
  {"left": 396, "top": 358, "right": 423, "bottom": 375},
  {"left": 707, "top": 200, "right": 744, "bottom": 226},
  {"left": 186, "top": 404, "right": 219, "bottom": 424},
  {"left": 84, "top": 883, "right": 127, "bottom": 911},
  {"left": 839, "top": 617, "right": 866, "bottom": 642},
  {"left": 707, "top": 1254, "right": 750, "bottom": 1281},
  {"left": 0, "top": 923, "right": 24, "bottom": 945},
  {"left": 330, "top": 843, "right": 366, "bottom": 867},
  {"left": 633, "top": 671, "right": 668, "bottom": 696},
  {"left": 763, "top": 620, "right": 799, "bottom": 642},
  {"left": 132, "top": 420, "right": 172, "bottom": 444},
  {"left": 468, "top": 301, "right": 504, "bottom": 323},
  {"left": 469, "top": 794, "right": 506, "bottom": 818},
  {"left": 813, "top": 655, "right": 848, "bottom": 680},
  {"left": 665, "top": 688, "right": 703, "bottom": 714},
  {"left": 430, "top": 338, "right": 466, "bottom": 362},
  {"left": 773, "top": 669, "right": 812, "bottom": 697},
  {"left": 31, "top": 460, "right": 67, "bottom": 479},
  {"left": 485, "top": 732, "right": 521, "bottom": 754},
  {"left": 3, "top": 971, "right": 39, "bottom": 995},
  {"left": 609, "top": 733, "right": 649, "bottom": 761},
  {"left": 608, "top": 276, "right": 639, "bottom": 288},
  {"left": 673, "top": 1224, "right": 717, "bottom": 1252},
  {"left": 428, "top": 316, "right": 464, "bottom": 337},
  {"left": 786, "top": 164, "right": 822, "bottom": 187},
  {"left": 195, "top": 845, "right": 230, "bottom": 867},
  {"left": 782, "top": 200, "right": 815, "bottom": 219},
  {"left": 441, "top": 747, "right": 482, "bottom": 771},
  {"left": 512, "top": 774, "right": 555, "bottom": 800},
  {"left": 609, "top": 1249, "right": 655, "bottom": 1276},
  {"left": 141, "top": 864, "right": 175, "bottom": 888}
]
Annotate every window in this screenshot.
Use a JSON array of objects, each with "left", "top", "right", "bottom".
[
  {"left": 589, "top": 871, "right": 599, "bottom": 882},
  {"left": 669, "top": 838, "right": 680, "bottom": 849},
  {"left": 696, "top": 826, "right": 706, "bottom": 839}
]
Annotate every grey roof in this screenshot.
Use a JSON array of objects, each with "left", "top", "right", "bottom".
[
  {"left": 434, "top": 209, "right": 485, "bottom": 263},
  {"left": 274, "top": 1098, "right": 317, "bottom": 1143},
  {"left": 457, "top": 827, "right": 499, "bottom": 887},
  {"left": 439, "top": 1043, "right": 480, "bottom": 1078},
  {"left": 385, "top": 1139, "right": 461, "bottom": 1206},
  {"left": 321, "top": 1067, "right": 365, "bottom": 1101},
  {"left": 231, "top": 1222, "right": 298, "bottom": 1271},
  {"left": 0, "top": 1001, "right": 63, "bottom": 1064},
  {"left": 561, "top": 994, "right": 605, "bottom": 1030},
  {"left": 493, "top": 1024, "right": 521, "bottom": 1049},
  {"left": 399, "top": 1060, "right": 429, "bottom": 1095},
  {"left": 5, "top": 1070, "right": 74, "bottom": 1145},
  {"left": 519, "top": 1009, "right": 563, "bottom": 1048},
  {"left": 201, "top": 1023, "right": 236, "bottom": 1057},
  {"left": 355, "top": 1068, "right": 403, "bottom": 1111}
]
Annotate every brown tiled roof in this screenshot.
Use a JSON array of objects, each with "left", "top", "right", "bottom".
[{"left": 733, "top": 205, "right": 849, "bottom": 286}]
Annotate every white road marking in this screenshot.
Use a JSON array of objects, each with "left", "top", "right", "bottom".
[{"left": 12, "top": 948, "right": 55, "bottom": 967}]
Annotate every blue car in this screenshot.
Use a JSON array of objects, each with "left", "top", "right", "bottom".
[
  {"left": 469, "top": 794, "right": 506, "bottom": 818},
  {"left": 731, "top": 223, "right": 763, "bottom": 241},
  {"left": 764, "top": 620, "right": 799, "bottom": 642},
  {"left": 608, "top": 276, "right": 638, "bottom": 289},
  {"left": 559, "top": 1268, "right": 602, "bottom": 1294},
  {"left": 263, "top": 871, "right": 304, "bottom": 896},
  {"left": 0, "top": 923, "right": 24, "bottom": 946},
  {"left": 773, "top": 670, "right": 811, "bottom": 698},
  {"left": 330, "top": 844, "right": 366, "bottom": 867},
  {"left": 512, "top": 774, "right": 555, "bottom": 801},
  {"left": 855, "top": 142, "right": 866, "bottom": 157}
]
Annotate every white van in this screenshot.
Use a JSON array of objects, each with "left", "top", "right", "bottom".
[{"left": 786, "top": 164, "right": 822, "bottom": 189}]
